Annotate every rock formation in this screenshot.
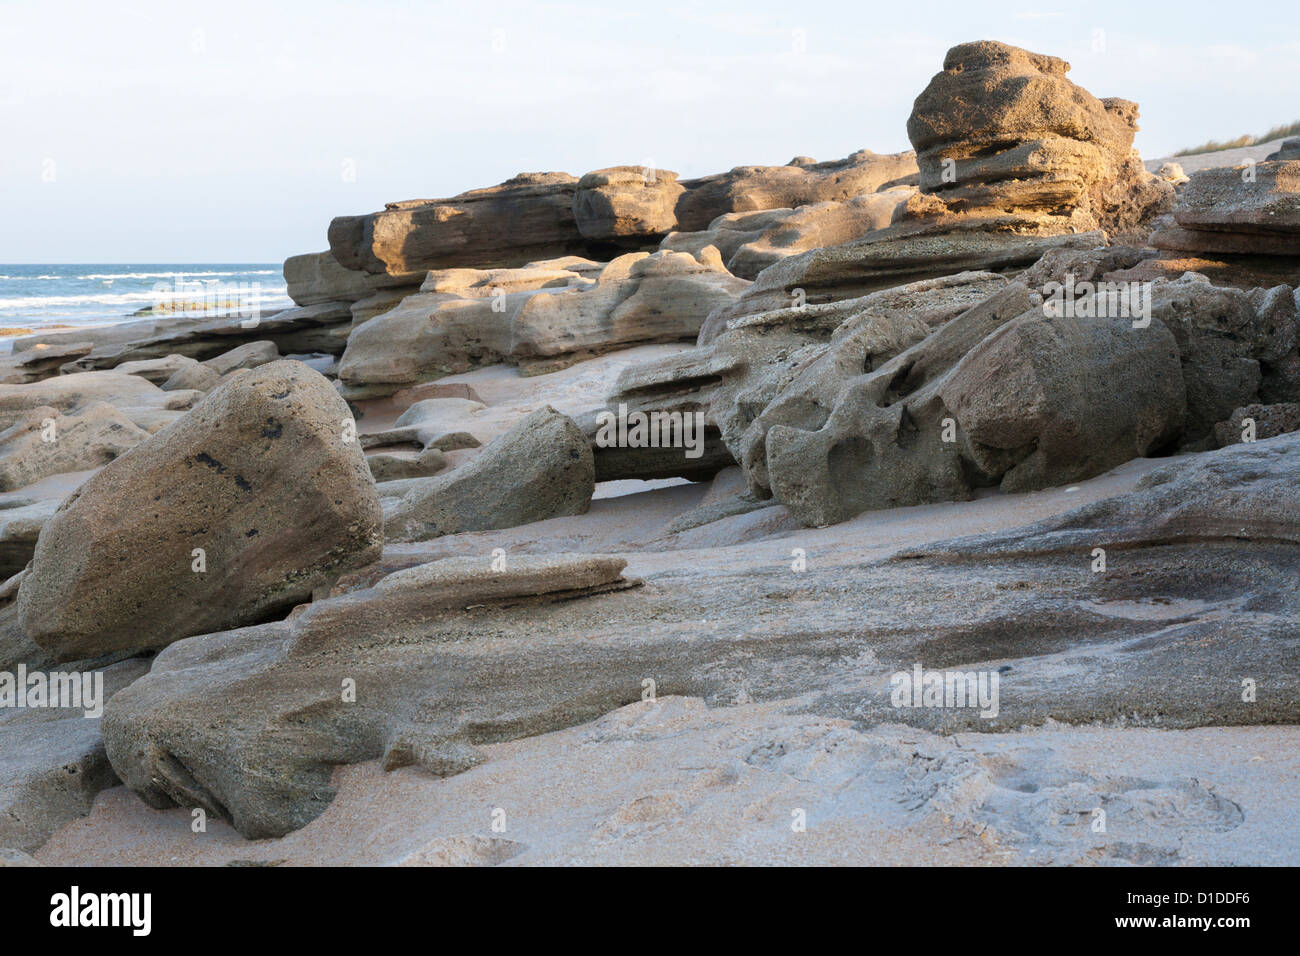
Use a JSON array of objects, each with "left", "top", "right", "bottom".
[
  {"left": 336, "top": 249, "right": 749, "bottom": 398},
  {"left": 384, "top": 406, "right": 593, "bottom": 541},
  {"left": 97, "top": 433, "right": 1300, "bottom": 839},
  {"left": 906, "top": 41, "right": 1172, "bottom": 238},
  {"left": 7, "top": 38, "right": 1300, "bottom": 866},
  {"left": 1142, "top": 161, "right": 1300, "bottom": 287},
  {"left": 16, "top": 362, "right": 383, "bottom": 660}
]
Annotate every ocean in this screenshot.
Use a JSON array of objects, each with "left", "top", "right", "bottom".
[{"left": 0, "top": 264, "right": 292, "bottom": 340}]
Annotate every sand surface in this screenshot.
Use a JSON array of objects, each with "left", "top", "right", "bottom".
[
  {"left": 1145, "top": 137, "right": 1289, "bottom": 173},
  {"left": 39, "top": 701, "right": 1298, "bottom": 866}
]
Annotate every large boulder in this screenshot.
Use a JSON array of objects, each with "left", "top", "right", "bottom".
[
  {"left": 907, "top": 40, "right": 1172, "bottom": 237},
  {"left": 384, "top": 406, "right": 594, "bottom": 541},
  {"left": 573, "top": 166, "right": 685, "bottom": 243},
  {"left": 16, "top": 361, "right": 384, "bottom": 661},
  {"left": 939, "top": 307, "right": 1186, "bottom": 492}
]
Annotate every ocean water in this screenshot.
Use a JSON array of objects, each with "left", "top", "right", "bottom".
[{"left": 0, "top": 264, "right": 292, "bottom": 336}]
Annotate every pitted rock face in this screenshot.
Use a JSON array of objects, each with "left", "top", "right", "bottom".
[
  {"left": 16, "top": 360, "right": 384, "bottom": 661},
  {"left": 906, "top": 40, "right": 1172, "bottom": 236}
]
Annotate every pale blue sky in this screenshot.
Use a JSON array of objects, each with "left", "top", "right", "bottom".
[{"left": 3, "top": 0, "right": 1297, "bottom": 262}]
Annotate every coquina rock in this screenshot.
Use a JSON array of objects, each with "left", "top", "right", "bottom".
[
  {"left": 16, "top": 360, "right": 384, "bottom": 661},
  {"left": 0, "top": 403, "right": 150, "bottom": 492},
  {"left": 670, "top": 150, "right": 918, "bottom": 231},
  {"left": 0, "top": 342, "right": 95, "bottom": 385},
  {"left": 384, "top": 406, "right": 594, "bottom": 541},
  {"left": 203, "top": 340, "right": 281, "bottom": 376},
  {"left": 1214, "top": 402, "right": 1300, "bottom": 447},
  {"left": 0, "top": 370, "right": 200, "bottom": 435},
  {"left": 660, "top": 208, "right": 797, "bottom": 270},
  {"left": 1143, "top": 162, "right": 1300, "bottom": 288},
  {"left": 705, "top": 229, "right": 1105, "bottom": 331},
  {"left": 699, "top": 41, "right": 1170, "bottom": 324},
  {"left": 0, "top": 498, "right": 57, "bottom": 579},
  {"left": 612, "top": 263, "right": 1285, "bottom": 526},
  {"left": 573, "top": 166, "right": 686, "bottom": 243},
  {"left": 359, "top": 397, "right": 487, "bottom": 453},
  {"left": 0, "top": 657, "right": 151, "bottom": 853},
  {"left": 604, "top": 272, "right": 1013, "bottom": 490},
  {"left": 907, "top": 40, "right": 1172, "bottom": 237},
  {"left": 938, "top": 303, "right": 1186, "bottom": 493},
  {"left": 21, "top": 304, "right": 352, "bottom": 374},
  {"left": 284, "top": 250, "right": 398, "bottom": 306},
  {"left": 1163, "top": 161, "right": 1300, "bottom": 245},
  {"left": 751, "top": 283, "right": 1184, "bottom": 523},
  {"left": 1265, "top": 138, "right": 1300, "bottom": 162},
  {"left": 330, "top": 173, "right": 592, "bottom": 278},
  {"left": 336, "top": 249, "right": 748, "bottom": 399},
  {"left": 664, "top": 188, "right": 916, "bottom": 280},
  {"left": 326, "top": 152, "right": 920, "bottom": 282},
  {"left": 1145, "top": 274, "right": 1297, "bottom": 441},
  {"left": 102, "top": 554, "right": 642, "bottom": 837},
  {"left": 98, "top": 434, "right": 1300, "bottom": 839},
  {"left": 111, "top": 354, "right": 202, "bottom": 386}
]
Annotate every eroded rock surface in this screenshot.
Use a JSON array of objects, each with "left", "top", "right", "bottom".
[
  {"left": 17, "top": 361, "right": 384, "bottom": 660},
  {"left": 100, "top": 435, "right": 1300, "bottom": 839}
]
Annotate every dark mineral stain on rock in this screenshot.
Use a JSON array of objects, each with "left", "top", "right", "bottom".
[{"left": 194, "top": 452, "right": 227, "bottom": 473}]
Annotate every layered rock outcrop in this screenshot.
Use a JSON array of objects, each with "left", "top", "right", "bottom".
[
  {"left": 325, "top": 152, "right": 918, "bottom": 281},
  {"left": 336, "top": 249, "right": 749, "bottom": 398},
  {"left": 907, "top": 41, "right": 1171, "bottom": 237},
  {"left": 1141, "top": 161, "right": 1300, "bottom": 287}
]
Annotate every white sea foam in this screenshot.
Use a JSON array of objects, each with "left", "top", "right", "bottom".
[
  {"left": 75, "top": 270, "right": 279, "bottom": 280},
  {"left": 0, "top": 287, "right": 289, "bottom": 309}
]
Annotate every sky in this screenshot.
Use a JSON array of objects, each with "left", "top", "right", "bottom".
[{"left": 2, "top": 0, "right": 1298, "bottom": 263}]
